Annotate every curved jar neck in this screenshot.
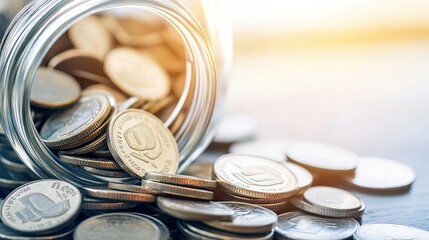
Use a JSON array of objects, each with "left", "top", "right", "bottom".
[{"left": 0, "top": 0, "right": 217, "bottom": 187}]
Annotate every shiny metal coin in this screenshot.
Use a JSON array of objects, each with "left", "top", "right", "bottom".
[
  {"left": 258, "top": 201, "right": 289, "bottom": 214},
  {"left": 204, "top": 202, "right": 277, "bottom": 234},
  {"left": 178, "top": 220, "right": 274, "bottom": 240},
  {"left": 40, "top": 94, "right": 111, "bottom": 148},
  {"left": 353, "top": 223, "right": 429, "bottom": 240},
  {"left": 73, "top": 213, "right": 162, "bottom": 240},
  {"left": 282, "top": 162, "right": 313, "bottom": 193},
  {"left": 58, "top": 133, "right": 107, "bottom": 155},
  {"left": 141, "top": 180, "right": 213, "bottom": 200},
  {"left": 217, "top": 188, "right": 289, "bottom": 204},
  {"left": 108, "top": 182, "right": 160, "bottom": 195},
  {"left": 82, "top": 198, "right": 139, "bottom": 211},
  {"left": 290, "top": 197, "right": 365, "bottom": 218},
  {"left": 285, "top": 141, "right": 358, "bottom": 172},
  {"left": 145, "top": 172, "right": 217, "bottom": 190},
  {"left": 347, "top": 157, "right": 415, "bottom": 191},
  {"left": 157, "top": 196, "right": 235, "bottom": 221},
  {"left": 81, "top": 166, "right": 130, "bottom": 178},
  {"left": 303, "top": 186, "right": 363, "bottom": 212},
  {"left": 30, "top": 67, "right": 81, "bottom": 109},
  {"left": 275, "top": 211, "right": 360, "bottom": 240},
  {"left": 81, "top": 185, "right": 156, "bottom": 202},
  {"left": 0, "top": 222, "right": 74, "bottom": 240},
  {"left": 107, "top": 109, "right": 179, "bottom": 178},
  {"left": 1, "top": 179, "right": 82, "bottom": 234},
  {"left": 181, "top": 162, "right": 214, "bottom": 180},
  {"left": 132, "top": 213, "right": 170, "bottom": 240},
  {"left": 214, "top": 154, "right": 298, "bottom": 199},
  {"left": 59, "top": 155, "right": 122, "bottom": 170}
]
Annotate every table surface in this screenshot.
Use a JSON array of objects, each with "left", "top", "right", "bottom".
[{"left": 202, "top": 39, "right": 429, "bottom": 230}]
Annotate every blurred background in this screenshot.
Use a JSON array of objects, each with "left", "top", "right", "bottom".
[{"left": 221, "top": 0, "right": 429, "bottom": 160}]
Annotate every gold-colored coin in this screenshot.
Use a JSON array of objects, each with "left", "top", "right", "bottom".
[
  {"left": 143, "top": 45, "right": 185, "bottom": 75},
  {"left": 104, "top": 47, "right": 170, "bottom": 101},
  {"left": 214, "top": 154, "right": 298, "bottom": 199},
  {"left": 48, "top": 49, "right": 105, "bottom": 77},
  {"left": 107, "top": 109, "right": 179, "bottom": 178},
  {"left": 69, "top": 16, "right": 113, "bottom": 58},
  {"left": 30, "top": 67, "right": 81, "bottom": 109},
  {"left": 144, "top": 172, "right": 217, "bottom": 190},
  {"left": 85, "top": 84, "right": 128, "bottom": 103},
  {"left": 141, "top": 180, "right": 213, "bottom": 200}
]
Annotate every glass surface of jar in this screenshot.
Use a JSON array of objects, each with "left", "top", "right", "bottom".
[{"left": 0, "top": 0, "right": 231, "bottom": 187}]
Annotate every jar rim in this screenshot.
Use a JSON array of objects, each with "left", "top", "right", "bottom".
[{"left": 0, "top": 0, "right": 218, "bottom": 186}]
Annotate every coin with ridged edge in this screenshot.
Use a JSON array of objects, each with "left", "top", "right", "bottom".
[
  {"left": 275, "top": 211, "right": 360, "bottom": 240},
  {"left": 82, "top": 198, "right": 139, "bottom": 211},
  {"left": 81, "top": 166, "right": 130, "bottom": 178},
  {"left": 40, "top": 94, "right": 111, "bottom": 148},
  {"left": 58, "top": 133, "right": 107, "bottom": 155},
  {"left": 141, "top": 180, "right": 213, "bottom": 200},
  {"left": 108, "top": 182, "right": 160, "bottom": 195},
  {"left": 290, "top": 197, "right": 365, "bottom": 218},
  {"left": 73, "top": 213, "right": 161, "bottom": 240},
  {"left": 204, "top": 202, "right": 277, "bottom": 234},
  {"left": 214, "top": 154, "right": 298, "bottom": 199},
  {"left": 303, "top": 186, "right": 362, "bottom": 212},
  {"left": 81, "top": 185, "right": 156, "bottom": 202},
  {"left": 145, "top": 172, "right": 217, "bottom": 190},
  {"left": 0, "top": 179, "right": 82, "bottom": 234},
  {"left": 157, "top": 196, "right": 235, "bottom": 221},
  {"left": 59, "top": 155, "right": 122, "bottom": 170},
  {"left": 107, "top": 109, "right": 179, "bottom": 178}
]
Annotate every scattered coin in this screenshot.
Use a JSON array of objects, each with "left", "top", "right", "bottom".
[
  {"left": 73, "top": 213, "right": 162, "bottom": 240},
  {"left": 303, "top": 186, "right": 363, "bottom": 212},
  {"left": 0, "top": 222, "right": 75, "bottom": 240},
  {"left": 290, "top": 196, "right": 365, "bottom": 218},
  {"left": 30, "top": 67, "right": 81, "bottom": 109},
  {"left": 216, "top": 188, "right": 289, "bottom": 205},
  {"left": 347, "top": 157, "right": 415, "bottom": 191},
  {"left": 81, "top": 185, "right": 156, "bottom": 202},
  {"left": 285, "top": 141, "right": 358, "bottom": 173},
  {"left": 157, "top": 196, "right": 235, "bottom": 221},
  {"left": 353, "top": 223, "right": 429, "bottom": 240},
  {"left": 1, "top": 179, "right": 82, "bottom": 234},
  {"left": 282, "top": 162, "right": 313, "bottom": 192},
  {"left": 40, "top": 94, "right": 111, "bottom": 148},
  {"left": 145, "top": 172, "right": 217, "bottom": 190},
  {"left": 108, "top": 182, "right": 160, "bottom": 195},
  {"left": 141, "top": 180, "right": 213, "bottom": 200},
  {"left": 68, "top": 16, "right": 113, "bottom": 58},
  {"left": 214, "top": 154, "right": 298, "bottom": 199},
  {"left": 214, "top": 114, "right": 258, "bottom": 144},
  {"left": 105, "top": 47, "right": 170, "bottom": 101},
  {"left": 107, "top": 109, "right": 179, "bottom": 178},
  {"left": 275, "top": 211, "right": 360, "bottom": 240},
  {"left": 204, "top": 202, "right": 277, "bottom": 234},
  {"left": 59, "top": 155, "right": 122, "bottom": 170},
  {"left": 229, "top": 138, "right": 291, "bottom": 162},
  {"left": 181, "top": 162, "right": 214, "bottom": 180}
]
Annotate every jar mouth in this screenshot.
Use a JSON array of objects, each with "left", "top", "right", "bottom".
[{"left": 0, "top": 0, "right": 217, "bottom": 186}]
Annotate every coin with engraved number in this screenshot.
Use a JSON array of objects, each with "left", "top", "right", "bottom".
[
  {"left": 107, "top": 109, "right": 179, "bottom": 178},
  {"left": 353, "top": 224, "right": 429, "bottom": 240},
  {"left": 73, "top": 213, "right": 162, "bottom": 240},
  {"left": 347, "top": 157, "right": 415, "bottom": 191},
  {"left": 141, "top": 180, "right": 213, "bottom": 200},
  {"left": 204, "top": 202, "right": 277, "bottom": 234},
  {"left": 285, "top": 141, "right": 358, "bottom": 172},
  {"left": 104, "top": 47, "right": 170, "bottom": 101},
  {"left": 178, "top": 220, "right": 274, "bottom": 240},
  {"left": 282, "top": 162, "right": 313, "bottom": 192},
  {"left": 81, "top": 185, "right": 156, "bottom": 202},
  {"left": 0, "top": 222, "right": 75, "bottom": 240},
  {"left": 145, "top": 172, "right": 217, "bottom": 190},
  {"left": 30, "top": 67, "right": 81, "bottom": 109},
  {"left": 275, "top": 211, "right": 360, "bottom": 240},
  {"left": 69, "top": 16, "right": 113, "bottom": 58},
  {"left": 303, "top": 186, "right": 362, "bottom": 212},
  {"left": 0, "top": 179, "right": 82, "bottom": 234},
  {"left": 157, "top": 196, "right": 235, "bottom": 221},
  {"left": 214, "top": 154, "right": 298, "bottom": 199},
  {"left": 40, "top": 94, "right": 111, "bottom": 148}
]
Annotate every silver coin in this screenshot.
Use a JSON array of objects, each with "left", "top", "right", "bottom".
[
  {"left": 1, "top": 179, "right": 82, "bottom": 234},
  {"left": 289, "top": 197, "right": 365, "bottom": 218},
  {"left": 354, "top": 224, "right": 429, "bottom": 240},
  {"left": 132, "top": 213, "right": 170, "bottom": 240},
  {"left": 82, "top": 198, "right": 139, "bottom": 211},
  {"left": 282, "top": 162, "right": 313, "bottom": 192},
  {"left": 303, "top": 186, "right": 362, "bottom": 212},
  {"left": 178, "top": 220, "right": 274, "bottom": 240},
  {"left": 73, "top": 213, "right": 162, "bottom": 240},
  {"left": 157, "top": 196, "right": 235, "bottom": 221},
  {"left": 204, "top": 202, "right": 277, "bottom": 234},
  {"left": 0, "top": 222, "right": 74, "bottom": 240},
  {"left": 275, "top": 211, "right": 359, "bottom": 240},
  {"left": 81, "top": 185, "right": 156, "bottom": 202}
]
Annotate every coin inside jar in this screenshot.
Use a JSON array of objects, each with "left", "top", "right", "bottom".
[{"left": 30, "top": 67, "right": 81, "bottom": 109}]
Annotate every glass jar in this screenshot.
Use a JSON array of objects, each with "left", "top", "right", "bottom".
[{"left": 0, "top": 0, "right": 231, "bottom": 187}]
